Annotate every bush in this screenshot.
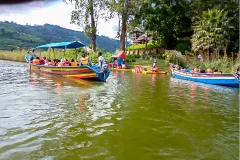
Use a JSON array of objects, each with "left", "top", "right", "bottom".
[
  {"left": 126, "top": 41, "right": 162, "bottom": 51},
  {"left": 176, "top": 42, "right": 191, "bottom": 54},
  {"left": 163, "top": 50, "right": 187, "bottom": 68},
  {"left": 88, "top": 51, "right": 112, "bottom": 63}
]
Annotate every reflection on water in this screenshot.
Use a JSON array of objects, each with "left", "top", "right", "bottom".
[
  {"left": 0, "top": 60, "right": 239, "bottom": 160},
  {"left": 169, "top": 77, "right": 239, "bottom": 109}
]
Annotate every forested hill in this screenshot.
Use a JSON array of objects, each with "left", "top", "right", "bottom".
[{"left": 0, "top": 21, "right": 120, "bottom": 52}]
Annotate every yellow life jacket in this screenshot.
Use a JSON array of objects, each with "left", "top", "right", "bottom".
[{"left": 81, "top": 57, "right": 89, "bottom": 65}]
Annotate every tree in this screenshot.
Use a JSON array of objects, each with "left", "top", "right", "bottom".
[
  {"left": 64, "top": 0, "right": 108, "bottom": 51},
  {"left": 133, "top": 0, "right": 192, "bottom": 48},
  {"left": 189, "top": 0, "right": 239, "bottom": 53},
  {"left": 191, "top": 9, "right": 234, "bottom": 58},
  {"left": 109, "top": 0, "right": 144, "bottom": 51}
]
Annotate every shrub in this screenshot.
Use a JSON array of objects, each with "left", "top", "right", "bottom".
[
  {"left": 126, "top": 41, "right": 162, "bottom": 51},
  {"left": 163, "top": 50, "right": 187, "bottom": 68},
  {"left": 176, "top": 42, "right": 191, "bottom": 54}
]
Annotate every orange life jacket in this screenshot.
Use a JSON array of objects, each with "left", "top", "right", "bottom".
[
  {"left": 71, "top": 62, "right": 77, "bottom": 66},
  {"left": 32, "top": 59, "right": 39, "bottom": 65},
  {"left": 81, "top": 57, "right": 89, "bottom": 65}
]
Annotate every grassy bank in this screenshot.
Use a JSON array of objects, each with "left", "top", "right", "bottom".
[
  {"left": 0, "top": 49, "right": 113, "bottom": 63},
  {"left": 0, "top": 50, "right": 54, "bottom": 62},
  {"left": 0, "top": 50, "right": 29, "bottom": 62}
]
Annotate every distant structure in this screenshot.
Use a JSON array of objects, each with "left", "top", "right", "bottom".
[{"left": 129, "top": 27, "right": 153, "bottom": 45}]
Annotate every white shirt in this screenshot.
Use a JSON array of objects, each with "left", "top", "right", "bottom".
[{"left": 98, "top": 56, "right": 105, "bottom": 68}]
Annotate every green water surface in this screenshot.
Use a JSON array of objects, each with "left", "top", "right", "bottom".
[{"left": 0, "top": 60, "right": 239, "bottom": 160}]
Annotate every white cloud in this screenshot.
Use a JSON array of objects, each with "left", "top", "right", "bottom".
[{"left": 0, "top": 1, "right": 119, "bottom": 39}]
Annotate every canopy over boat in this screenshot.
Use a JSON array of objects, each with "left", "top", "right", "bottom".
[{"left": 36, "top": 41, "right": 85, "bottom": 49}]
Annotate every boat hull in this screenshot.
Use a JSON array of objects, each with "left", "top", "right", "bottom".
[
  {"left": 29, "top": 64, "right": 110, "bottom": 81},
  {"left": 171, "top": 69, "right": 239, "bottom": 88}
]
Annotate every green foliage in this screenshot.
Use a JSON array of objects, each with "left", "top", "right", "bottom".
[
  {"left": 163, "top": 50, "right": 187, "bottom": 68},
  {"left": 176, "top": 42, "right": 191, "bottom": 54},
  {"left": 186, "top": 56, "right": 239, "bottom": 73},
  {"left": 163, "top": 49, "right": 239, "bottom": 73},
  {"left": 191, "top": 9, "right": 233, "bottom": 54},
  {"left": 66, "top": 0, "right": 109, "bottom": 51},
  {"left": 88, "top": 51, "right": 112, "bottom": 63},
  {"left": 132, "top": 0, "right": 239, "bottom": 54},
  {"left": 126, "top": 54, "right": 137, "bottom": 62},
  {"left": 0, "top": 21, "right": 120, "bottom": 52},
  {"left": 135, "top": 0, "right": 192, "bottom": 48},
  {"left": 126, "top": 41, "right": 162, "bottom": 50}
]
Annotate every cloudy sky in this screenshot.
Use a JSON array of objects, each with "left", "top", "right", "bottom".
[{"left": 0, "top": 0, "right": 119, "bottom": 38}]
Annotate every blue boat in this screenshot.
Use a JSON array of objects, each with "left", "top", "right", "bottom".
[{"left": 170, "top": 68, "right": 239, "bottom": 88}]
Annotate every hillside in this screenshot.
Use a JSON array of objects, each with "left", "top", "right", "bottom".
[{"left": 0, "top": 21, "right": 121, "bottom": 52}]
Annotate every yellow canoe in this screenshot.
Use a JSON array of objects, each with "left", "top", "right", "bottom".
[
  {"left": 142, "top": 71, "right": 167, "bottom": 74},
  {"left": 110, "top": 68, "right": 167, "bottom": 74},
  {"left": 110, "top": 68, "right": 133, "bottom": 72}
]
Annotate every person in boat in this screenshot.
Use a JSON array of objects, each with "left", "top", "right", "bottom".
[
  {"left": 181, "top": 68, "right": 186, "bottom": 73},
  {"left": 213, "top": 69, "right": 221, "bottom": 74},
  {"left": 185, "top": 68, "right": 190, "bottom": 72},
  {"left": 48, "top": 60, "right": 54, "bottom": 66},
  {"left": 200, "top": 69, "right": 206, "bottom": 73},
  {"left": 80, "top": 54, "right": 89, "bottom": 66},
  {"left": 98, "top": 52, "right": 105, "bottom": 70},
  {"left": 39, "top": 57, "right": 45, "bottom": 65},
  {"left": 63, "top": 59, "right": 71, "bottom": 66},
  {"left": 32, "top": 57, "right": 40, "bottom": 65},
  {"left": 57, "top": 59, "right": 62, "bottom": 66},
  {"left": 206, "top": 68, "right": 213, "bottom": 73},
  {"left": 236, "top": 66, "right": 240, "bottom": 74},
  {"left": 52, "top": 59, "right": 57, "bottom": 66},
  {"left": 43, "top": 57, "right": 48, "bottom": 64},
  {"left": 71, "top": 59, "right": 78, "bottom": 66},
  {"left": 194, "top": 68, "right": 199, "bottom": 73},
  {"left": 152, "top": 56, "right": 158, "bottom": 72},
  {"left": 190, "top": 68, "right": 194, "bottom": 73},
  {"left": 112, "top": 58, "right": 117, "bottom": 68}
]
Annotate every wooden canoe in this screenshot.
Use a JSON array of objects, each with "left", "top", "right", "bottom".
[{"left": 171, "top": 68, "right": 239, "bottom": 88}]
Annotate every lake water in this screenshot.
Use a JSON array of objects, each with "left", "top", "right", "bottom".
[{"left": 0, "top": 60, "right": 239, "bottom": 160}]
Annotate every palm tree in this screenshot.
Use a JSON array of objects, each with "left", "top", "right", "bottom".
[{"left": 191, "top": 9, "right": 234, "bottom": 59}]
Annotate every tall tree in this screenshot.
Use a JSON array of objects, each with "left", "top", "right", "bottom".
[
  {"left": 64, "top": 0, "right": 107, "bottom": 51},
  {"left": 109, "top": 0, "right": 143, "bottom": 51},
  {"left": 189, "top": 0, "right": 239, "bottom": 53},
  {"left": 191, "top": 9, "right": 234, "bottom": 57}
]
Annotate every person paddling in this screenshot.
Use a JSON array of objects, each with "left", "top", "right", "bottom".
[
  {"left": 152, "top": 56, "right": 158, "bottom": 72},
  {"left": 28, "top": 48, "right": 37, "bottom": 62}
]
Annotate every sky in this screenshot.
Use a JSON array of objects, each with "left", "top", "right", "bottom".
[{"left": 0, "top": 0, "right": 119, "bottom": 39}]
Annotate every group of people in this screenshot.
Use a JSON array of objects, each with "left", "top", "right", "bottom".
[
  {"left": 172, "top": 64, "right": 222, "bottom": 74},
  {"left": 32, "top": 57, "right": 78, "bottom": 67},
  {"left": 28, "top": 49, "right": 106, "bottom": 69}
]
